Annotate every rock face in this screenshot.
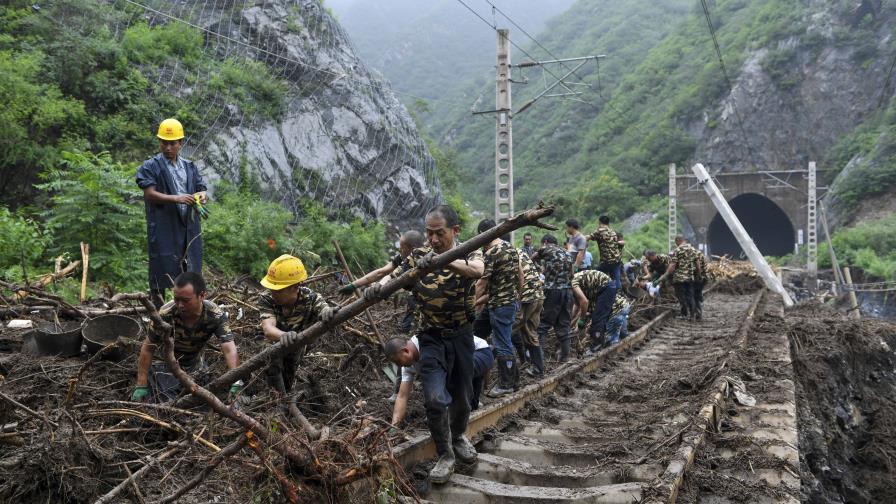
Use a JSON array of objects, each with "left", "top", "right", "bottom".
[
  {"left": 182, "top": 0, "right": 440, "bottom": 228},
  {"left": 691, "top": 1, "right": 894, "bottom": 174}
]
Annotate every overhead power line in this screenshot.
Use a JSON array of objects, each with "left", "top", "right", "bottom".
[{"left": 698, "top": 0, "right": 765, "bottom": 170}]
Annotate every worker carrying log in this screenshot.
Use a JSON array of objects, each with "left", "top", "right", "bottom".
[
  {"left": 570, "top": 269, "right": 617, "bottom": 355},
  {"left": 132, "top": 272, "right": 241, "bottom": 403},
  {"left": 531, "top": 233, "right": 575, "bottom": 363},
  {"left": 391, "top": 204, "right": 484, "bottom": 484},
  {"left": 258, "top": 254, "right": 338, "bottom": 395},
  {"left": 337, "top": 230, "right": 425, "bottom": 334},
  {"left": 385, "top": 334, "right": 494, "bottom": 426},
  {"left": 135, "top": 118, "right": 209, "bottom": 310},
  {"left": 657, "top": 236, "right": 702, "bottom": 321}
]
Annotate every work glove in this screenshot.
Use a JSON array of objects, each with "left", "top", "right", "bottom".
[
  {"left": 577, "top": 319, "right": 587, "bottom": 329},
  {"left": 337, "top": 283, "right": 357, "bottom": 295},
  {"left": 280, "top": 331, "right": 299, "bottom": 346},
  {"left": 130, "top": 385, "right": 149, "bottom": 402},
  {"left": 320, "top": 305, "right": 338, "bottom": 324},
  {"left": 361, "top": 283, "right": 382, "bottom": 302},
  {"left": 229, "top": 379, "right": 244, "bottom": 395},
  {"left": 415, "top": 251, "right": 437, "bottom": 270}
]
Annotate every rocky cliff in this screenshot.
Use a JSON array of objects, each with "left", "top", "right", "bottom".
[{"left": 174, "top": 0, "right": 440, "bottom": 228}]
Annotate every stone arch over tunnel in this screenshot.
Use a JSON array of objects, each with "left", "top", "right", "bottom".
[{"left": 707, "top": 193, "right": 795, "bottom": 258}]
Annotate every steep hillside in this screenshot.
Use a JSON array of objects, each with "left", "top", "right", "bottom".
[
  {"left": 408, "top": 0, "right": 896, "bottom": 224},
  {"left": 329, "top": 0, "right": 574, "bottom": 102}
]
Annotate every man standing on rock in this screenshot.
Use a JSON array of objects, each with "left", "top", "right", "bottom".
[
  {"left": 131, "top": 272, "right": 241, "bottom": 403},
  {"left": 532, "top": 234, "right": 574, "bottom": 363},
  {"left": 136, "top": 119, "right": 208, "bottom": 309},
  {"left": 570, "top": 269, "right": 616, "bottom": 355},
  {"left": 657, "top": 236, "right": 701, "bottom": 321},
  {"left": 258, "top": 254, "right": 338, "bottom": 395},
  {"left": 475, "top": 219, "right": 523, "bottom": 398},
  {"left": 394, "top": 205, "right": 484, "bottom": 483}
]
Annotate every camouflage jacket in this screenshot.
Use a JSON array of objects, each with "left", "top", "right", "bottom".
[
  {"left": 482, "top": 240, "right": 521, "bottom": 309},
  {"left": 646, "top": 254, "right": 672, "bottom": 279},
  {"left": 610, "top": 293, "right": 630, "bottom": 318},
  {"left": 671, "top": 243, "right": 699, "bottom": 283},
  {"left": 534, "top": 244, "right": 573, "bottom": 290},
  {"left": 694, "top": 250, "right": 708, "bottom": 283},
  {"left": 258, "top": 287, "right": 330, "bottom": 334},
  {"left": 519, "top": 252, "right": 545, "bottom": 303},
  {"left": 149, "top": 300, "right": 234, "bottom": 368},
  {"left": 572, "top": 270, "right": 612, "bottom": 312},
  {"left": 587, "top": 226, "right": 621, "bottom": 265},
  {"left": 398, "top": 246, "right": 484, "bottom": 331}
]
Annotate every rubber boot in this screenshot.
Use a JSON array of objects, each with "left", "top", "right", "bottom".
[
  {"left": 584, "top": 333, "right": 604, "bottom": 356},
  {"left": 510, "top": 355, "right": 520, "bottom": 391},
  {"left": 452, "top": 435, "right": 477, "bottom": 463},
  {"left": 428, "top": 411, "right": 455, "bottom": 484},
  {"left": 525, "top": 345, "right": 544, "bottom": 377},
  {"left": 487, "top": 356, "right": 515, "bottom": 397},
  {"left": 558, "top": 337, "right": 572, "bottom": 363}
]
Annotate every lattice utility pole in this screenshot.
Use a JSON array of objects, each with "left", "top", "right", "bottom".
[
  {"left": 806, "top": 161, "right": 818, "bottom": 292},
  {"left": 668, "top": 164, "right": 677, "bottom": 254},
  {"left": 475, "top": 30, "right": 604, "bottom": 229}
]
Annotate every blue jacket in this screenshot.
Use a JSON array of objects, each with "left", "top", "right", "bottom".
[{"left": 135, "top": 153, "right": 206, "bottom": 290}]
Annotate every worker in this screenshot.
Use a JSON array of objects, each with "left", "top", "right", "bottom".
[
  {"left": 570, "top": 269, "right": 616, "bottom": 355},
  {"left": 582, "top": 249, "right": 593, "bottom": 270},
  {"left": 386, "top": 335, "right": 493, "bottom": 426},
  {"left": 475, "top": 219, "right": 523, "bottom": 398},
  {"left": 693, "top": 249, "right": 708, "bottom": 321},
  {"left": 623, "top": 257, "right": 642, "bottom": 288},
  {"left": 657, "top": 236, "right": 700, "bottom": 321},
  {"left": 532, "top": 234, "right": 574, "bottom": 362},
  {"left": 605, "top": 293, "right": 631, "bottom": 345},
  {"left": 642, "top": 250, "right": 672, "bottom": 286},
  {"left": 564, "top": 219, "right": 587, "bottom": 272},
  {"left": 586, "top": 215, "right": 622, "bottom": 289},
  {"left": 338, "top": 230, "right": 425, "bottom": 333},
  {"left": 135, "top": 118, "right": 208, "bottom": 309},
  {"left": 258, "top": 254, "right": 338, "bottom": 395},
  {"left": 393, "top": 204, "right": 484, "bottom": 483},
  {"left": 132, "top": 272, "right": 241, "bottom": 403},
  {"left": 520, "top": 232, "right": 536, "bottom": 258},
  {"left": 514, "top": 251, "right": 545, "bottom": 377}
]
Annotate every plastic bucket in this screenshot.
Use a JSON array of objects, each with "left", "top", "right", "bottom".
[
  {"left": 33, "top": 321, "right": 83, "bottom": 357},
  {"left": 82, "top": 315, "right": 142, "bottom": 361}
]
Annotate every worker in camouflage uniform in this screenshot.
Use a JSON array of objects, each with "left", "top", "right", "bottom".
[
  {"left": 520, "top": 232, "right": 536, "bottom": 258},
  {"left": 258, "top": 254, "right": 338, "bottom": 394},
  {"left": 513, "top": 252, "right": 545, "bottom": 377},
  {"left": 570, "top": 269, "right": 616, "bottom": 355},
  {"left": 605, "top": 293, "right": 631, "bottom": 345},
  {"left": 657, "top": 236, "right": 701, "bottom": 321},
  {"left": 393, "top": 205, "right": 484, "bottom": 484},
  {"left": 692, "top": 249, "right": 708, "bottom": 321},
  {"left": 132, "top": 272, "right": 241, "bottom": 403},
  {"left": 586, "top": 215, "right": 622, "bottom": 289},
  {"left": 532, "top": 234, "right": 574, "bottom": 362},
  {"left": 475, "top": 219, "right": 523, "bottom": 398}
]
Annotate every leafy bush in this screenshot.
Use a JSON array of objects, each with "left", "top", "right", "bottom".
[
  {"left": 35, "top": 149, "right": 146, "bottom": 290},
  {"left": 0, "top": 206, "right": 48, "bottom": 281},
  {"left": 208, "top": 59, "right": 288, "bottom": 120},
  {"left": 820, "top": 215, "right": 896, "bottom": 279},
  {"left": 122, "top": 21, "right": 203, "bottom": 66},
  {"left": 293, "top": 201, "right": 389, "bottom": 273}
]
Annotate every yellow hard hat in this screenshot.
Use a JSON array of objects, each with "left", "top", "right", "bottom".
[
  {"left": 156, "top": 118, "right": 185, "bottom": 141},
  {"left": 260, "top": 254, "right": 308, "bottom": 290}
]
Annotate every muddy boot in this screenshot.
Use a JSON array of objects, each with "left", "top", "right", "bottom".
[
  {"left": 526, "top": 345, "right": 544, "bottom": 377},
  {"left": 487, "top": 356, "right": 515, "bottom": 397},
  {"left": 428, "top": 413, "right": 455, "bottom": 484},
  {"left": 558, "top": 337, "right": 572, "bottom": 363},
  {"left": 509, "top": 355, "right": 520, "bottom": 391},
  {"left": 452, "top": 435, "right": 477, "bottom": 463}
]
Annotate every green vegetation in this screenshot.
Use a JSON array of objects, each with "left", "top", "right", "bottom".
[
  {"left": 821, "top": 215, "right": 896, "bottom": 279},
  {"left": 0, "top": 0, "right": 288, "bottom": 204}
]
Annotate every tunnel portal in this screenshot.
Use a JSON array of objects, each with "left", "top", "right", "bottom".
[{"left": 707, "top": 193, "right": 795, "bottom": 258}]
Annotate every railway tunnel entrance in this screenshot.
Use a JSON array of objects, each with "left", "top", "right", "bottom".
[{"left": 706, "top": 193, "right": 795, "bottom": 258}]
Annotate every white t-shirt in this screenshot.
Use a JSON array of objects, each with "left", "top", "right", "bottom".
[{"left": 400, "top": 335, "right": 490, "bottom": 382}]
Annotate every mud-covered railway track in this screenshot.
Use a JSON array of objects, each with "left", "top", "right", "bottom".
[{"left": 394, "top": 290, "right": 767, "bottom": 503}]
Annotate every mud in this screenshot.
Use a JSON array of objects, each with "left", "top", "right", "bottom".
[{"left": 788, "top": 302, "right": 896, "bottom": 504}]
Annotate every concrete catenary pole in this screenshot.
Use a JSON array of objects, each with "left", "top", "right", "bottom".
[
  {"left": 691, "top": 163, "right": 794, "bottom": 307},
  {"left": 806, "top": 161, "right": 818, "bottom": 292},
  {"left": 495, "top": 29, "right": 514, "bottom": 228},
  {"left": 668, "top": 164, "right": 677, "bottom": 254}
]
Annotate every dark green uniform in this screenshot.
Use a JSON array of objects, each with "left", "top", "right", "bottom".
[
  {"left": 534, "top": 244, "right": 574, "bottom": 360},
  {"left": 258, "top": 287, "right": 331, "bottom": 393}
]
